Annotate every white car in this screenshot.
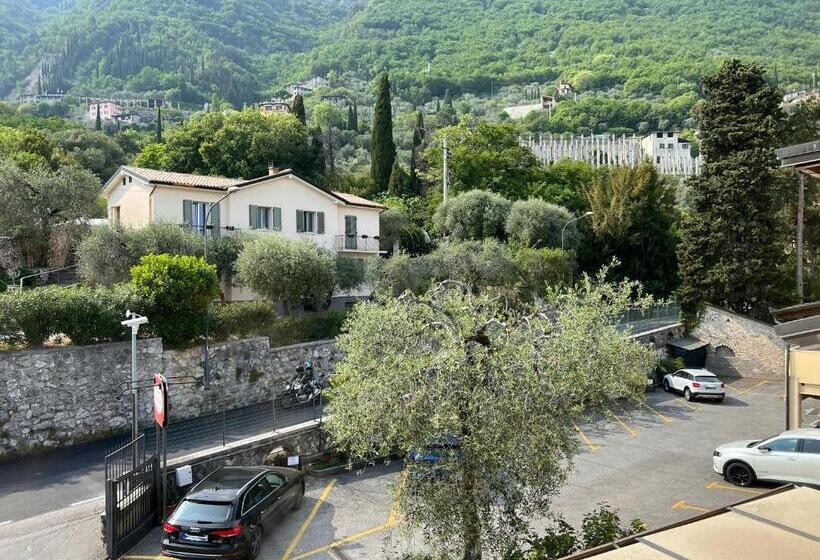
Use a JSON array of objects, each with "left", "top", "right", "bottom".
[
  {"left": 663, "top": 368, "right": 725, "bottom": 402},
  {"left": 713, "top": 429, "right": 820, "bottom": 486}
]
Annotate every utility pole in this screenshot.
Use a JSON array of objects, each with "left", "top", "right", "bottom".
[
  {"left": 442, "top": 136, "right": 449, "bottom": 204},
  {"left": 797, "top": 171, "right": 805, "bottom": 303},
  {"left": 121, "top": 311, "right": 149, "bottom": 443}
]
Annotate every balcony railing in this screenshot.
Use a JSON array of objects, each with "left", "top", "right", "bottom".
[{"left": 334, "top": 234, "right": 381, "bottom": 253}]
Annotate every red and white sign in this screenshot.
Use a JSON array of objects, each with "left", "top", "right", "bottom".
[{"left": 153, "top": 374, "right": 168, "bottom": 427}]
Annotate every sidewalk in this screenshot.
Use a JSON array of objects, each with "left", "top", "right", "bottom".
[{"left": 0, "top": 497, "right": 106, "bottom": 560}]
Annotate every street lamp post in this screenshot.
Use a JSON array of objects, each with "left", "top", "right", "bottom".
[
  {"left": 121, "top": 310, "right": 148, "bottom": 467},
  {"left": 203, "top": 186, "right": 239, "bottom": 388},
  {"left": 561, "top": 211, "right": 593, "bottom": 251}
]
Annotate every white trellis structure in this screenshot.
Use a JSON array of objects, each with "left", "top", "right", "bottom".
[{"left": 525, "top": 133, "right": 703, "bottom": 177}]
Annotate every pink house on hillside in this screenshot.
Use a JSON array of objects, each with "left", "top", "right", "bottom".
[{"left": 88, "top": 102, "right": 122, "bottom": 121}]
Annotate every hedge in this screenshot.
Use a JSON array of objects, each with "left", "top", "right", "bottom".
[{"left": 209, "top": 301, "right": 277, "bottom": 340}]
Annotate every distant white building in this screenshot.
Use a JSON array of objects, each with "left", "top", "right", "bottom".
[
  {"left": 503, "top": 96, "right": 556, "bottom": 120},
  {"left": 258, "top": 100, "right": 291, "bottom": 113},
  {"left": 641, "top": 131, "right": 694, "bottom": 167},
  {"left": 287, "top": 83, "right": 314, "bottom": 96},
  {"left": 557, "top": 82, "right": 577, "bottom": 99}
]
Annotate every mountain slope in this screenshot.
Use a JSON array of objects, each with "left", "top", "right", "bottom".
[{"left": 3, "top": 0, "right": 818, "bottom": 104}]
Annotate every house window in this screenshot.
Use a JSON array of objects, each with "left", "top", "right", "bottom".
[
  {"left": 659, "top": 144, "right": 665, "bottom": 149},
  {"left": 191, "top": 201, "right": 207, "bottom": 232},
  {"left": 128, "top": 176, "right": 133, "bottom": 183},
  {"left": 344, "top": 215, "right": 358, "bottom": 250},
  {"left": 249, "top": 205, "right": 281, "bottom": 230},
  {"left": 667, "top": 132, "right": 674, "bottom": 137},
  {"left": 656, "top": 156, "right": 661, "bottom": 164},
  {"left": 183, "top": 199, "right": 214, "bottom": 234},
  {"left": 111, "top": 206, "right": 121, "bottom": 225},
  {"left": 122, "top": 177, "right": 127, "bottom": 186},
  {"left": 667, "top": 143, "right": 674, "bottom": 149},
  {"left": 296, "top": 210, "right": 325, "bottom": 234},
  {"left": 656, "top": 132, "right": 663, "bottom": 138}
]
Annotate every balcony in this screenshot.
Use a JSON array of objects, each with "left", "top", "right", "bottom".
[{"left": 334, "top": 234, "right": 382, "bottom": 253}]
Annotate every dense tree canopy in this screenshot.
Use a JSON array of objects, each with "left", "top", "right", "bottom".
[
  {"left": 678, "top": 60, "right": 786, "bottom": 319},
  {"left": 327, "top": 276, "right": 656, "bottom": 558},
  {"left": 433, "top": 189, "right": 512, "bottom": 241}
]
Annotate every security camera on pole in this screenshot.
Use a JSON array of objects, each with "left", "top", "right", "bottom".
[{"left": 121, "top": 310, "right": 148, "bottom": 442}]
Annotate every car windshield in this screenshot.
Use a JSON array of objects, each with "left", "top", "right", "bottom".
[
  {"left": 695, "top": 376, "right": 717, "bottom": 382},
  {"left": 173, "top": 500, "right": 232, "bottom": 523}
]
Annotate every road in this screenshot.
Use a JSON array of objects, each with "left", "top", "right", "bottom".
[
  {"left": 125, "top": 377, "right": 790, "bottom": 560},
  {"left": 0, "top": 399, "right": 320, "bottom": 523}
]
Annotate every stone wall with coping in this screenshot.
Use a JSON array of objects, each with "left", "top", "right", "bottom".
[
  {"left": 692, "top": 305, "right": 785, "bottom": 379},
  {"left": 0, "top": 337, "right": 341, "bottom": 458}
]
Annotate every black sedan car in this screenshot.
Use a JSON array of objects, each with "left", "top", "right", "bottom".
[{"left": 161, "top": 466, "right": 304, "bottom": 560}]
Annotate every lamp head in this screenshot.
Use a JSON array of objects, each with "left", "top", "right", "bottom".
[
  {"left": 227, "top": 186, "right": 239, "bottom": 194},
  {"left": 584, "top": 211, "right": 594, "bottom": 216}
]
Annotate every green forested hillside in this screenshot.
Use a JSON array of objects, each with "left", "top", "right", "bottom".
[{"left": 2, "top": 0, "right": 818, "bottom": 105}]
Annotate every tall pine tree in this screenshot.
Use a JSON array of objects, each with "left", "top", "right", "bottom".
[
  {"left": 370, "top": 73, "right": 396, "bottom": 191},
  {"left": 678, "top": 60, "right": 786, "bottom": 321},
  {"left": 155, "top": 105, "right": 163, "bottom": 143},
  {"left": 292, "top": 94, "right": 306, "bottom": 125}
]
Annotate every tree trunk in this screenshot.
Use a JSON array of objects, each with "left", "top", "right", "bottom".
[{"left": 460, "top": 465, "right": 482, "bottom": 560}]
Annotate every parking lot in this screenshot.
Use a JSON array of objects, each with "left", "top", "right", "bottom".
[{"left": 124, "top": 377, "right": 786, "bottom": 560}]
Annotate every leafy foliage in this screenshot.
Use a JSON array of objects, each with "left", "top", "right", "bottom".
[
  {"left": 512, "top": 247, "right": 573, "bottom": 300},
  {"left": 130, "top": 254, "right": 219, "bottom": 345},
  {"left": 677, "top": 60, "right": 786, "bottom": 320},
  {"left": 506, "top": 199, "right": 575, "bottom": 249},
  {"left": 326, "top": 276, "right": 656, "bottom": 557},
  {"left": 235, "top": 234, "right": 336, "bottom": 313},
  {"left": 209, "top": 300, "right": 277, "bottom": 340},
  {"left": 433, "top": 190, "right": 512, "bottom": 241}
]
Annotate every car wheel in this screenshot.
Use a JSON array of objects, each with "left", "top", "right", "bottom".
[
  {"left": 663, "top": 379, "right": 670, "bottom": 392},
  {"left": 291, "top": 482, "right": 305, "bottom": 511},
  {"left": 725, "top": 462, "right": 756, "bottom": 487},
  {"left": 247, "top": 525, "right": 263, "bottom": 560},
  {"left": 684, "top": 387, "right": 692, "bottom": 401}
]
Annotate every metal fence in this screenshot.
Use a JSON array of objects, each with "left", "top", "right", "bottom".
[
  {"left": 138, "top": 391, "right": 324, "bottom": 461},
  {"left": 105, "top": 434, "right": 147, "bottom": 481},
  {"left": 614, "top": 301, "right": 681, "bottom": 333}
]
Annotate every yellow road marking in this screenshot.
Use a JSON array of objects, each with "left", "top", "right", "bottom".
[
  {"left": 679, "top": 399, "right": 700, "bottom": 412},
  {"left": 281, "top": 478, "right": 337, "bottom": 560},
  {"left": 641, "top": 402, "right": 672, "bottom": 423},
  {"left": 671, "top": 500, "right": 710, "bottom": 513},
  {"left": 734, "top": 380, "right": 768, "bottom": 395},
  {"left": 572, "top": 420, "right": 601, "bottom": 452},
  {"left": 290, "top": 522, "right": 391, "bottom": 560},
  {"left": 706, "top": 481, "right": 763, "bottom": 495},
  {"left": 610, "top": 410, "right": 639, "bottom": 437}
]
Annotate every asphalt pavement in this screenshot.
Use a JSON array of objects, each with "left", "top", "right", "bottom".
[{"left": 0, "top": 399, "right": 319, "bottom": 523}]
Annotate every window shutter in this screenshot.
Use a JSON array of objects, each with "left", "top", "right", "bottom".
[
  {"left": 183, "top": 199, "right": 193, "bottom": 225},
  {"left": 272, "top": 207, "right": 281, "bottom": 231},
  {"left": 317, "top": 212, "right": 325, "bottom": 234},
  {"left": 296, "top": 210, "right": 305, "bottom": 232},
  {"left": 345, "top": 215, "right": 357, "bottom": 237},
  {"left": 249, "top": 205, "right": 258, "bottom": 229},
  {"left": 210, "top": 202, "right": 220, "bottom": 237}
]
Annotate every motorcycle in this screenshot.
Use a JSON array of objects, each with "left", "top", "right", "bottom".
[{"left": 280, "top": 361, "right": 323, "bottom": 409}]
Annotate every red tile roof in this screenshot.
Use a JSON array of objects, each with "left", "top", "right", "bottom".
[
  {"left": 331, "top": 191, "right": 387, "bottom": 209},
  {"left": 123, "top": 166, "right": 244, "bottom": 190}
]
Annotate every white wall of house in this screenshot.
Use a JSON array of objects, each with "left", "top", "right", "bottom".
[{"left": 106, "top": 177, "right": 152, "bottom": 227}]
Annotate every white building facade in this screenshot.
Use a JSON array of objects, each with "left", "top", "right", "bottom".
[{"left": 102, "top": 165, "right": 385, "bottom": 304}]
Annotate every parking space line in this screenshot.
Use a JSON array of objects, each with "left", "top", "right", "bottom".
[
  {"left": 609, "top": 410, "right": 639, "bottom": 437},
  {"left": 678, "top": 399, "right": 700, "bottom": 412},
  {"left": 281, "top": 478, "right": 337, "bottom": 560},
  {"left": 671, "top": 500, "right": 710, "bottom": 513},
  {"left": 640, "top": 402, "right": 672, "bottom": 423},
  {"left": 735, "top": 380, "right": 768, "bottom": 395},
  {"left": 706, "top": 481, "right": 764, "bottom": 495},
  {"left": 290, "top": 522, "right": 391, "bottom": 560},
  {"left": 572, "top": 420, "right": 601, "bottom": 452}
]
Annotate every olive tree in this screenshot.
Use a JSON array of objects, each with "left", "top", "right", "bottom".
[
  {"left": 235, "top": 235, "right": 335, "bottom": 313},
  {"left": 433, "top": 189, "right": 512, "bottom": 241},
  {"left": 326, "top": 273, "right": 656, "bottom": 559},
  {"left": 505, "top": 198, "right": 575, "bottom": 249}
]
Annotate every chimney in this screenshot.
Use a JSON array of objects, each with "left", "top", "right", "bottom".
[{"left": 268, "top": 163, "right": 280, "bottom": 175}]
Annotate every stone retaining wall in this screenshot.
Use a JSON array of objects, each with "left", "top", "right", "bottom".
[
  {"left": 692, "top": 305, "right": 785, "bottom": 379},
  {"left": 0, "top": 337, "right": 341, "bottom": 458}
]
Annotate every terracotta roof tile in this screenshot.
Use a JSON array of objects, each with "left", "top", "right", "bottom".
[
  {"left": 123, "top": 166, "right": 243, "bottom": 190},
  {"left": 330, "top": 191, "right": 387, "bottom": 209}
]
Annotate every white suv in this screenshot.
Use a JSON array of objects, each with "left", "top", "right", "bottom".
[
  {"left": 713, "top": 429, "right": 820, "bottom": 486},
  {"left": 663, "top": 368, "right": 725, "bottom": 402}
]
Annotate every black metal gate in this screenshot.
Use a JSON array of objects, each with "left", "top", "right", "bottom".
[{"left": 104, "top": 434, "right": 159, "bottom": 559}]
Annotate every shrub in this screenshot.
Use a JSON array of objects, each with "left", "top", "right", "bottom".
[
  {"left": 432, "top": 189, "right": 511, "bottom": 241},
  {"left": 236, "top": 235, "right": 336, "bottom": 314},
  {"left": 505, "top": 198, "right": 575, "bottom": 249},
  {"left": 265, "top": 310, "right": 348, "bottom": 347},
  {"left": 368, "top": 251, "right": 433, "bottom": 297},
  {"left": 78, "top": 223, "right": 202, "bottom": 285},
  {"left": 0, "top": 269, "right": 10, "bottom": 292},
  {"left": 512, "top": 247, "right": 573, "bottom": 300},
  {"left": 130, "top": 254, "right": 219, "bottom": 345},
  {"left": 0, "top": 287, "right": 61, "bottom": 345},
  {"left": 55, "top": 284, "right": 142, "bottom": 345},
  {"left": 425, "top": 239, "right": 517, "bottom": 292},
  {"left": 209, "top": 301, "right": 276, "bottom": 340},
  {"left": 335, "top": 256, "right": 367, "bottom": 291}
]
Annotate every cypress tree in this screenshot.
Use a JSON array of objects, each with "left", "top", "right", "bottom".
[
  {"left": 155, "top": 105, "right": 163, "bottom": 143},
  {"left": 678, "top": 60, "right": 786, "bottom": 322},
  {"left": 292, "top": 93, "right": 306, "bottom": 125},
  {"left": 410, "top": 111, "right": 425, "bottom": 195},
  {"left": 370, "top": 73, "right": 396, "bottom": 191},
  {"left": 95, "top": 103, "right": 101, "bottom": 130},
  {"left": 352, "top": 100, "right": 358, "bottom": 131},
  {"left": 387, "top": 160, "right": 405, "bottom": 196},
  {"left": 347, "top": 105, "right": 355, "bottom": 130}
]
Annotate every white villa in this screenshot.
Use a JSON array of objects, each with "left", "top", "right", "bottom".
[{"left": 102, "top": 165, "right": 385, "bottom": 305}]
